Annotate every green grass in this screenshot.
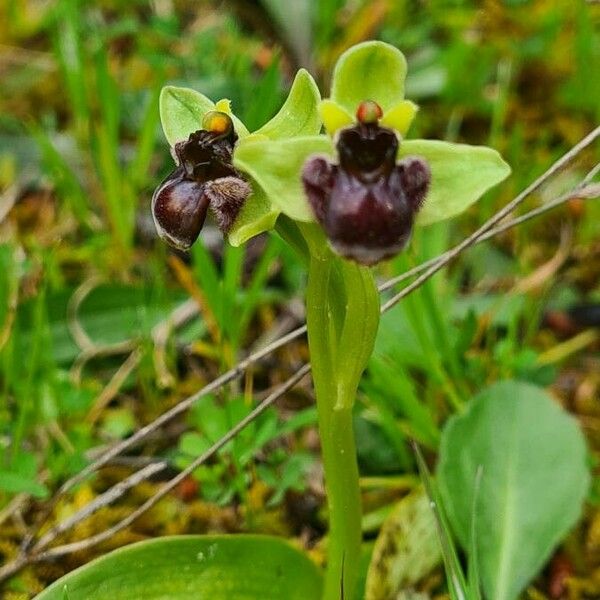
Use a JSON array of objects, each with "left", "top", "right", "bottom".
[{"left": 0, "top": 0, "right": 599, "bottom": 596}]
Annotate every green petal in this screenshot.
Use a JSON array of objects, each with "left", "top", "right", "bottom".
[
  {"left": 380, "top": 100, "right": 418, "bottom": 136},
  {"left": 331, "top": 41, "right": 407, "bottom": 115},
  {"left": 233, "top": 136, "right": 334, "bottom": 222},
  {"left": 254, "top": 69, "right": 322, "bottom": 139},
  {"left": 319, "top": 99, "right": 354, "bottom": 136},
  {"left": 228, "top": 185, "right": 279, "bottom": 247},
  {"left": 159, "top": 86, "right": 248, "bottom": 147},
  {"left": 398, "top": 140, "right": 511, "bottom": 225}
]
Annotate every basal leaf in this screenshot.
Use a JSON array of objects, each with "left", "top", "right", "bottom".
[
  {"left": 233, "top": 136, "right": 333, "bottom": 222},
  {"left": 438, "top": 380, "right": 590, "bottom": 600},
  {"left": 35, "top": 535, "right": 323, "bottom": 600},
  {"left": 159, "top": 86, "right": 248, "bottom": 147},
  {"left": 331, "top": 41, "right": 407, "bottom": 114},
  {"left": 254, "top": 69, "right": 321, "bottom": 139},
  {"left": 399, "top": 140, "right": 511, "bottom": 225}
]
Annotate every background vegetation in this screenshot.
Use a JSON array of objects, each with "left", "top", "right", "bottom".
[{"left": 0, "top": 0, "right": 599, "bottom": 598}]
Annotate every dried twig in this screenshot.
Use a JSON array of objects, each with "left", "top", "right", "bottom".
[{"left": 33, "top": 461, "right": 168, "bottom": 552}]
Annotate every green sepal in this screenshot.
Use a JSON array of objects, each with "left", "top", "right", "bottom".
[
  {"left": 228, "top": 184, "right": 279, "bottom": 247},
  {"left": 331, "top": 41, "right": 408, "bottom": 115},
  {"left": 398, "top": 140, "right": 511, "bottom": 225},
  {"left": 159, "top": 86, "right": 249, "bottom": 146},
  {"left": 254, "top": 69, "right": 322, "bottom": 139},
  {"left": 233, "top": 136, "right": 334, "bottom": 222}
]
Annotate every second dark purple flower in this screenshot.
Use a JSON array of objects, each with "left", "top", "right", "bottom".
[{"left": 302, "top": 100, "right": 430, "bottom": 265}]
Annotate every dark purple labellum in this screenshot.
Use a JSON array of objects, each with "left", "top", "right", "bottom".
[
  {"left": 302, "top": 120, "right": 430, "bottom": 265},
  {"left": 151, "top": 113, "right": 251, "bottom": 250},
  {"left": 152, "top": 167, "right": 210, "bottom": 250}
]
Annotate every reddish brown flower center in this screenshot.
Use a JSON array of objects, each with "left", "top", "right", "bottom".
[{"left": 356, "top": 100, "right": 383, "bottom": 125}]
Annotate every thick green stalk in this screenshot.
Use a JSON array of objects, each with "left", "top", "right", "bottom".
[{"left": 304, "top": 235, "right": 379, "bottom": 600}]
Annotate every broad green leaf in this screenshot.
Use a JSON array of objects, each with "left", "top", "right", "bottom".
[
  {"left": 331, "top": 41, "right": 407, "bottom": 114},
  {"left": 159, "top": 86, "right": 248, "bottom": 147},
  {"left": 35, "top": 535, "right": 323, "bottom": 600},
  {"left": 399, "top": 140, "right": 511, "bottom": 225},
  {"left": 438, "top": 380, "right": 590, "bottom": 600},
  {"left": 254, "top": 69, "right": 321, "bottom": 139},
  {"left": 233, "top": 136, "right": 333, "bottom": 221},
  {"left": 228, "top": 185, "right": 279, "bottom": 246},
  {"left": 365, "top": 489, "right": 441, "bottom": 600}
]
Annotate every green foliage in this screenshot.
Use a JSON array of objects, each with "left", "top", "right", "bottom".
[
  {"left": 34, "top": 535, "right": 323, "bottom": 600},
  {"left": 0, "top": 1, "right": 597, "bottom": 597},
  {"left": 413, "top": 442, "right": 475, "bottom": 600},
  {"left": 190, "top": 235, "right": 282, "bottom": 356},
  {"left": 175, "top": 394, "right": 316, "bottom": 505},
  {"left": 438, "top": 381, "right": 590, "bottom": 600}
]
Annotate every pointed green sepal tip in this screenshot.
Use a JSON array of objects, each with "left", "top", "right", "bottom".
[{"left": 254, "top": 68, "right": 322, "bottom": 140}]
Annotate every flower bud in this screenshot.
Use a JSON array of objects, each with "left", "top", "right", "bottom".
[{"left": 302, "top": 111, "right": 430, "bottom": 265}]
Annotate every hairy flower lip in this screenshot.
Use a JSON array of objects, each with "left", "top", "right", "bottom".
[
  {"left": 302, "top": 121, "right": 430, "bottom": 266},
  {"left": 151, "top": 167, "right": 210, "bottom": 250}
]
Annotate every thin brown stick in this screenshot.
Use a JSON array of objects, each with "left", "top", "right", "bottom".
[{"left": 33, "top": 461, "right": 168, "bottom": 552}]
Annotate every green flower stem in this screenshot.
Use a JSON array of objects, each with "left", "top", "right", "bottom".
[{"left": 302, "top": 225, "right": 379, "bottom": 600}]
